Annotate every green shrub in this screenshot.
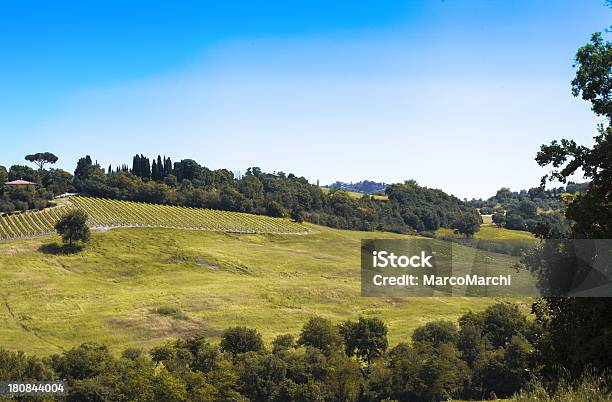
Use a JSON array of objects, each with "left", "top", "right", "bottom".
[{"left": 153, "top": 306, "right": 187, "bottom": 320}]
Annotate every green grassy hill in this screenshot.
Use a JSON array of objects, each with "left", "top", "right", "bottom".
[
  {"left": 0, "top": 221, "right": 534, "bottom": 355},
  {"left": 436, "top": 225, "right": 536, "bottom": 242}
]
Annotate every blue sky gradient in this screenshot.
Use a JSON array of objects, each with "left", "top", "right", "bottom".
[{"left": 1, "top": 1, "right": 610, "bottom": 198}]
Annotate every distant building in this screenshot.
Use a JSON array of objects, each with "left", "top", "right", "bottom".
[{"left": 5, "top": 179, "right": 38, "bottom": 187}]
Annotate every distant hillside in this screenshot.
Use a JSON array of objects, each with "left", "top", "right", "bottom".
[
  {"left": 468, "top": 182, "right": 589, "bottom": 213},
  {"left": 323, "top": 180, "right": 386, "bottom": 195},
  {"left": 467, "top": 182, "right": 588, "bottom": 233}
]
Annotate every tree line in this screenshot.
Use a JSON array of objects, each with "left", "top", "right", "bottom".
[{"left": 2, "top": 155, "right": 481, "bottom": 236}]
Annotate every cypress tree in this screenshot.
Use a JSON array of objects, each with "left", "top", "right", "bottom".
[
  {"left": 131, "top": 155, "right": 138, "bottom": 177},
  {"left": 164, "top": 156, "right": 172, "bottom": 177},
  {"left": 142, "top": 155, "right": 151, "bottom": 180},
  {"left": 156, "top": 155, "right": 163, "bottom": 180}
]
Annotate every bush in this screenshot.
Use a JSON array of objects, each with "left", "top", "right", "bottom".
[
  {"left": 50, "top": 343, "right": 114, "bottom": 380},
  {"left": 290, "top": 207, "right": 305, "bottom": 223},
  {"left": 220, "top": 327, "right": 264, "bottom": 357},
  {"left": 505, "top": 214, "right": 526, "bottom": 230},
  {"left": 412, "top": 320, "right": 458, "bottom": 347},
  {"left": 451, "top": 211, "right": 482, "bottom": 237},
  {"left": 492, "top": 211, "right": 506, "bottom": 227},
  {"left": 297, "top": 317, "right": 342, "bottom": 355},
  {"left": 511, "top": 371, "right": 612, "bottom": 402},
  {"left": 482, "top": 303, "right": 528, "bottom": 348},
  {"left": 236, "top": 352, "right": 288, "bottom": 401},
  {"left": 272, "top": 334, "right": 295, "bottom": 353},
  {"left": 339, "top": 317, "right": 388, "bottom": 363},
  {"left": 0, "top": 348, "right": 54, "bottom": 380},
  {"left": 389, "top": 341, "right": 469, "bottom": 401},
  {"left": 265, "top": 201, "right": 285, "bottom": 218},
  {"left": 457, "top": 315, "right": 487, "bottom": 367},
  {"left": 153, "top": 306, "right": 187, "bottom": 320},
  {"left": 474, "top": 335, "right": 533, "bottom": 397},
  {"left": 12, "top": 200, "right": 28, "bottom": 211},
  {"left": 0, "top": 200, "right": 15, "bottom": 213}
]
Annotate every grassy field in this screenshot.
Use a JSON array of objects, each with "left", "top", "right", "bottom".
[
  {"left": 320, "top": 187, "right": 388, "bottom": 200},
  {"left": 481, "top": 214, "right": 493, "bottom": 225},
  {"left": 436, "top": 225, "right": 536, "bottom": 242},
  {"left": 0, "top": 223, "right": 533, "bottom": 356}
]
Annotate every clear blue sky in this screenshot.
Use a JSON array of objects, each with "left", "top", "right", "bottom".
[{"left": 1, "top": 1, "right": 610, "bottom": 199}]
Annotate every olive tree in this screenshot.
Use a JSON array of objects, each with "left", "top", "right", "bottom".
[{"left": 55, "top": 209, "right": 90, "bottom": 246}]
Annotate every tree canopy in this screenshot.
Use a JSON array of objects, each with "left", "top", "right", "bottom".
[
  {"left": 526, "top": 30, "right": 612, "bottom": 381},
  {"left": 0, "top": 303, "right": 542, "bottom": 401},
  {"left": 25, "top": 152, "right": 58, "bottom": 171},
  {"left": 55, "top": 209, "right": 90, "bottom": 246}
]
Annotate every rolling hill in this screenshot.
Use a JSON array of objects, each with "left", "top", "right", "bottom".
[{"left": 0, "top": 214, "right": 535, "bottom": 355}]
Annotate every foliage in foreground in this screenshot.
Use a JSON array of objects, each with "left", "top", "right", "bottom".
[
  {"left": 0, "top": 303, "right": 545, "bottom": 402},
  {"left": 511, "top": 371, "right": 612, "bottom": 402},
  {"left": 522, "top": 30, "right": 612, "bottom": 384}
]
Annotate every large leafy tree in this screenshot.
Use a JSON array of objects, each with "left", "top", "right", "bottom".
[
  {"left": 219, "top": 326, "right": 264, "bottom": 357},
  {"left": 571, "top": 32, "right": 612, "bottom": 118},
  {"left": 74, "top": 155, "right": 94, "bottom": 180},
  {"left": 55, "top": 209, "right": 90, "bottom": 246},
  {"left": 529, "top": 31, "right": 612, "bottom": 379},
  {"left": 297, "top": 317, "right": 342, "bottom": 356},
  {"left": 537, "top": 32, "right": 612, "bottom": 238},
  {"left": 25, "top": 152, "right": 58, "bottom": 171},
  {"left": 8, "top": 165, "right": 38, "bottom": 182},
  {"left": 339, "top": 317, "right": 388, "bottom": 364},
  {"left": 452, "top": 211, "right": 482, "bottom": 237}
]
